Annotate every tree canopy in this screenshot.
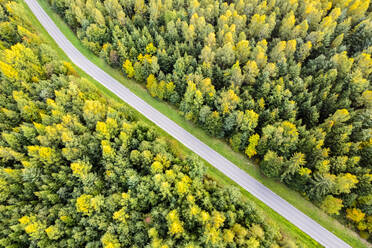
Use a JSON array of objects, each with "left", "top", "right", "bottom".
[
  {"left": 0, "top": 1, "right": 287, "bottom": 247},
  {"left": 45, "top": 0, "right": 371, "bottom": 239}
]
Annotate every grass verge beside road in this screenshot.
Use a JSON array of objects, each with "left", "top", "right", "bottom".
[{"left": 25, "top": 1, "right": 369, "bottom": 247}]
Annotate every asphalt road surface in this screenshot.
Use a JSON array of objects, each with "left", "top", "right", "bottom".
[{"left": 25, "top": 0, "right": 352, "bottom": 247}]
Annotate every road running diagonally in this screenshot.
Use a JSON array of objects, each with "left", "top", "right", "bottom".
[{"left": 24, "top": 0, "right": 351, "bottom": 247}]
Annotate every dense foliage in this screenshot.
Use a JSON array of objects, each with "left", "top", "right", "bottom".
[
  {"left": 46, "top": 0, "right": 372, "bottom": 238},
  {"left": 0, "top": 1, "right": 289, "bottom": 247}
]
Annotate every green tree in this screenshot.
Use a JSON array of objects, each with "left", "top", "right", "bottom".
[
  {"left": 258, "top": 121, "right": 299, "bottom": 157},
  {"left": 260, "top": 150, "right": 284, "bottom": 178}
]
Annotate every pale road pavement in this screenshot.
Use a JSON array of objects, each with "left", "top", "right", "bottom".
[{"left": 25, "top": 0, "right": 351, "bottom": 247}]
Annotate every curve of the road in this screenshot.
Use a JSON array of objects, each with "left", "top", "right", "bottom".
[{"left": 24, "top": 0, "right": 351, "bottom": 247}]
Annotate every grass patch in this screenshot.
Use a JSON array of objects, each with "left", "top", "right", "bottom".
[{"left": 24, "top": 0, "right": 369, "bottom": 247}]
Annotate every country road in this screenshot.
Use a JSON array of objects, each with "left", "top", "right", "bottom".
[{"left": 24, "top": 0, "right": 351, "bottom": 247}]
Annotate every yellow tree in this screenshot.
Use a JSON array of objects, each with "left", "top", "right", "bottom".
[
  {"left": 146, "top": 74, "right": 158, "bottom": 97},
  {"left": 3, "top": 43, "right": 42, "bottom": 81},
  {"left": 167, "top": 209, "right": 184, "bottom": 237},
  {"left": 237, "top": 109, "right": 259, "bottom": 133},
  {"left": 270, "top": 41, "right": 286, "bottom": 63},
  {"left": 346, "top": 208, "right": 365, "bottom": 223},
  {"left": 334, "top": 173, "right": 358, "bottom": 194},
  {"left": 347, "top": 0, "right": 370, "bottom": 22},
  {"left": 230, "top": 61, "right": 244, "bottom": 86},
  {"left": 198, "top": 77, "right": 216, "bottom": 103},
  {"left": 320, "top": 195, "right": 343, "bottom": 215},
  {"left": 83, "top": 100, "right": 106, "bottom": 125},
  {"left": 93, "top": 8, "right": 105, "bottom": 26},
  {"left": 297, "top": 41, "right": 312, "bottom": 62},
  {"left": 331, "top": 52, "right": 354, "bottom": 76},
  {"left": 134, "top": 0, "right": 146, "bottom": 15},
  {"left": 356, "top": 53, "right": 372, "bottom": 78},
  {"left": 180, "top": 81, "right": 204, "bottom": 121},
  {"left": 123, "top": 59, "right": 134, "bottom": 78},
  {"left": 245, "top": 134, "right": 260, "bottom": 158},
  {"left": 200, "top": 45, "right": 215, "bottom": 64},
  {"left": 285, "top": 39, "right": 297, "bottom": 59},
  {"left": 331, "top": 33, "right": 344, "bottom": 48},
  {"left": 217, "top": 89, "right": 240, "bottom": 115},
  {"left": 101, "top": 233, "right": 121, "bottom": 248},
  {"left": 235, "top": 40, "right": 251, "bottom": 64},
  {"left": 279, "top": 11, "right": 295, "bottom": 39},
  {"left": 291, "top": 19, "right": 308, "bottom": 39},
  {"left": 149, "top": 0, "right": 162, "bottom": 22},
  {"left": 252, "top": 40, "right": 268, "bottom": 68},
  {"left": 248, "top": 14, "right": 266, "bottom": 38},
  {"left": 0, "top": 61, "right": 18, "bottom": 80},
  {"left": 71, "top": 161, "right": 92, "bottom": 179}
]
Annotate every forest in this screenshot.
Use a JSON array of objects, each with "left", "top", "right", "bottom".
[
  {"left": 0, "top": 1, "right": 294, "bottom": 247},
  {"left": 44, "top": 0, "right": 372, "bottom": 240}
]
